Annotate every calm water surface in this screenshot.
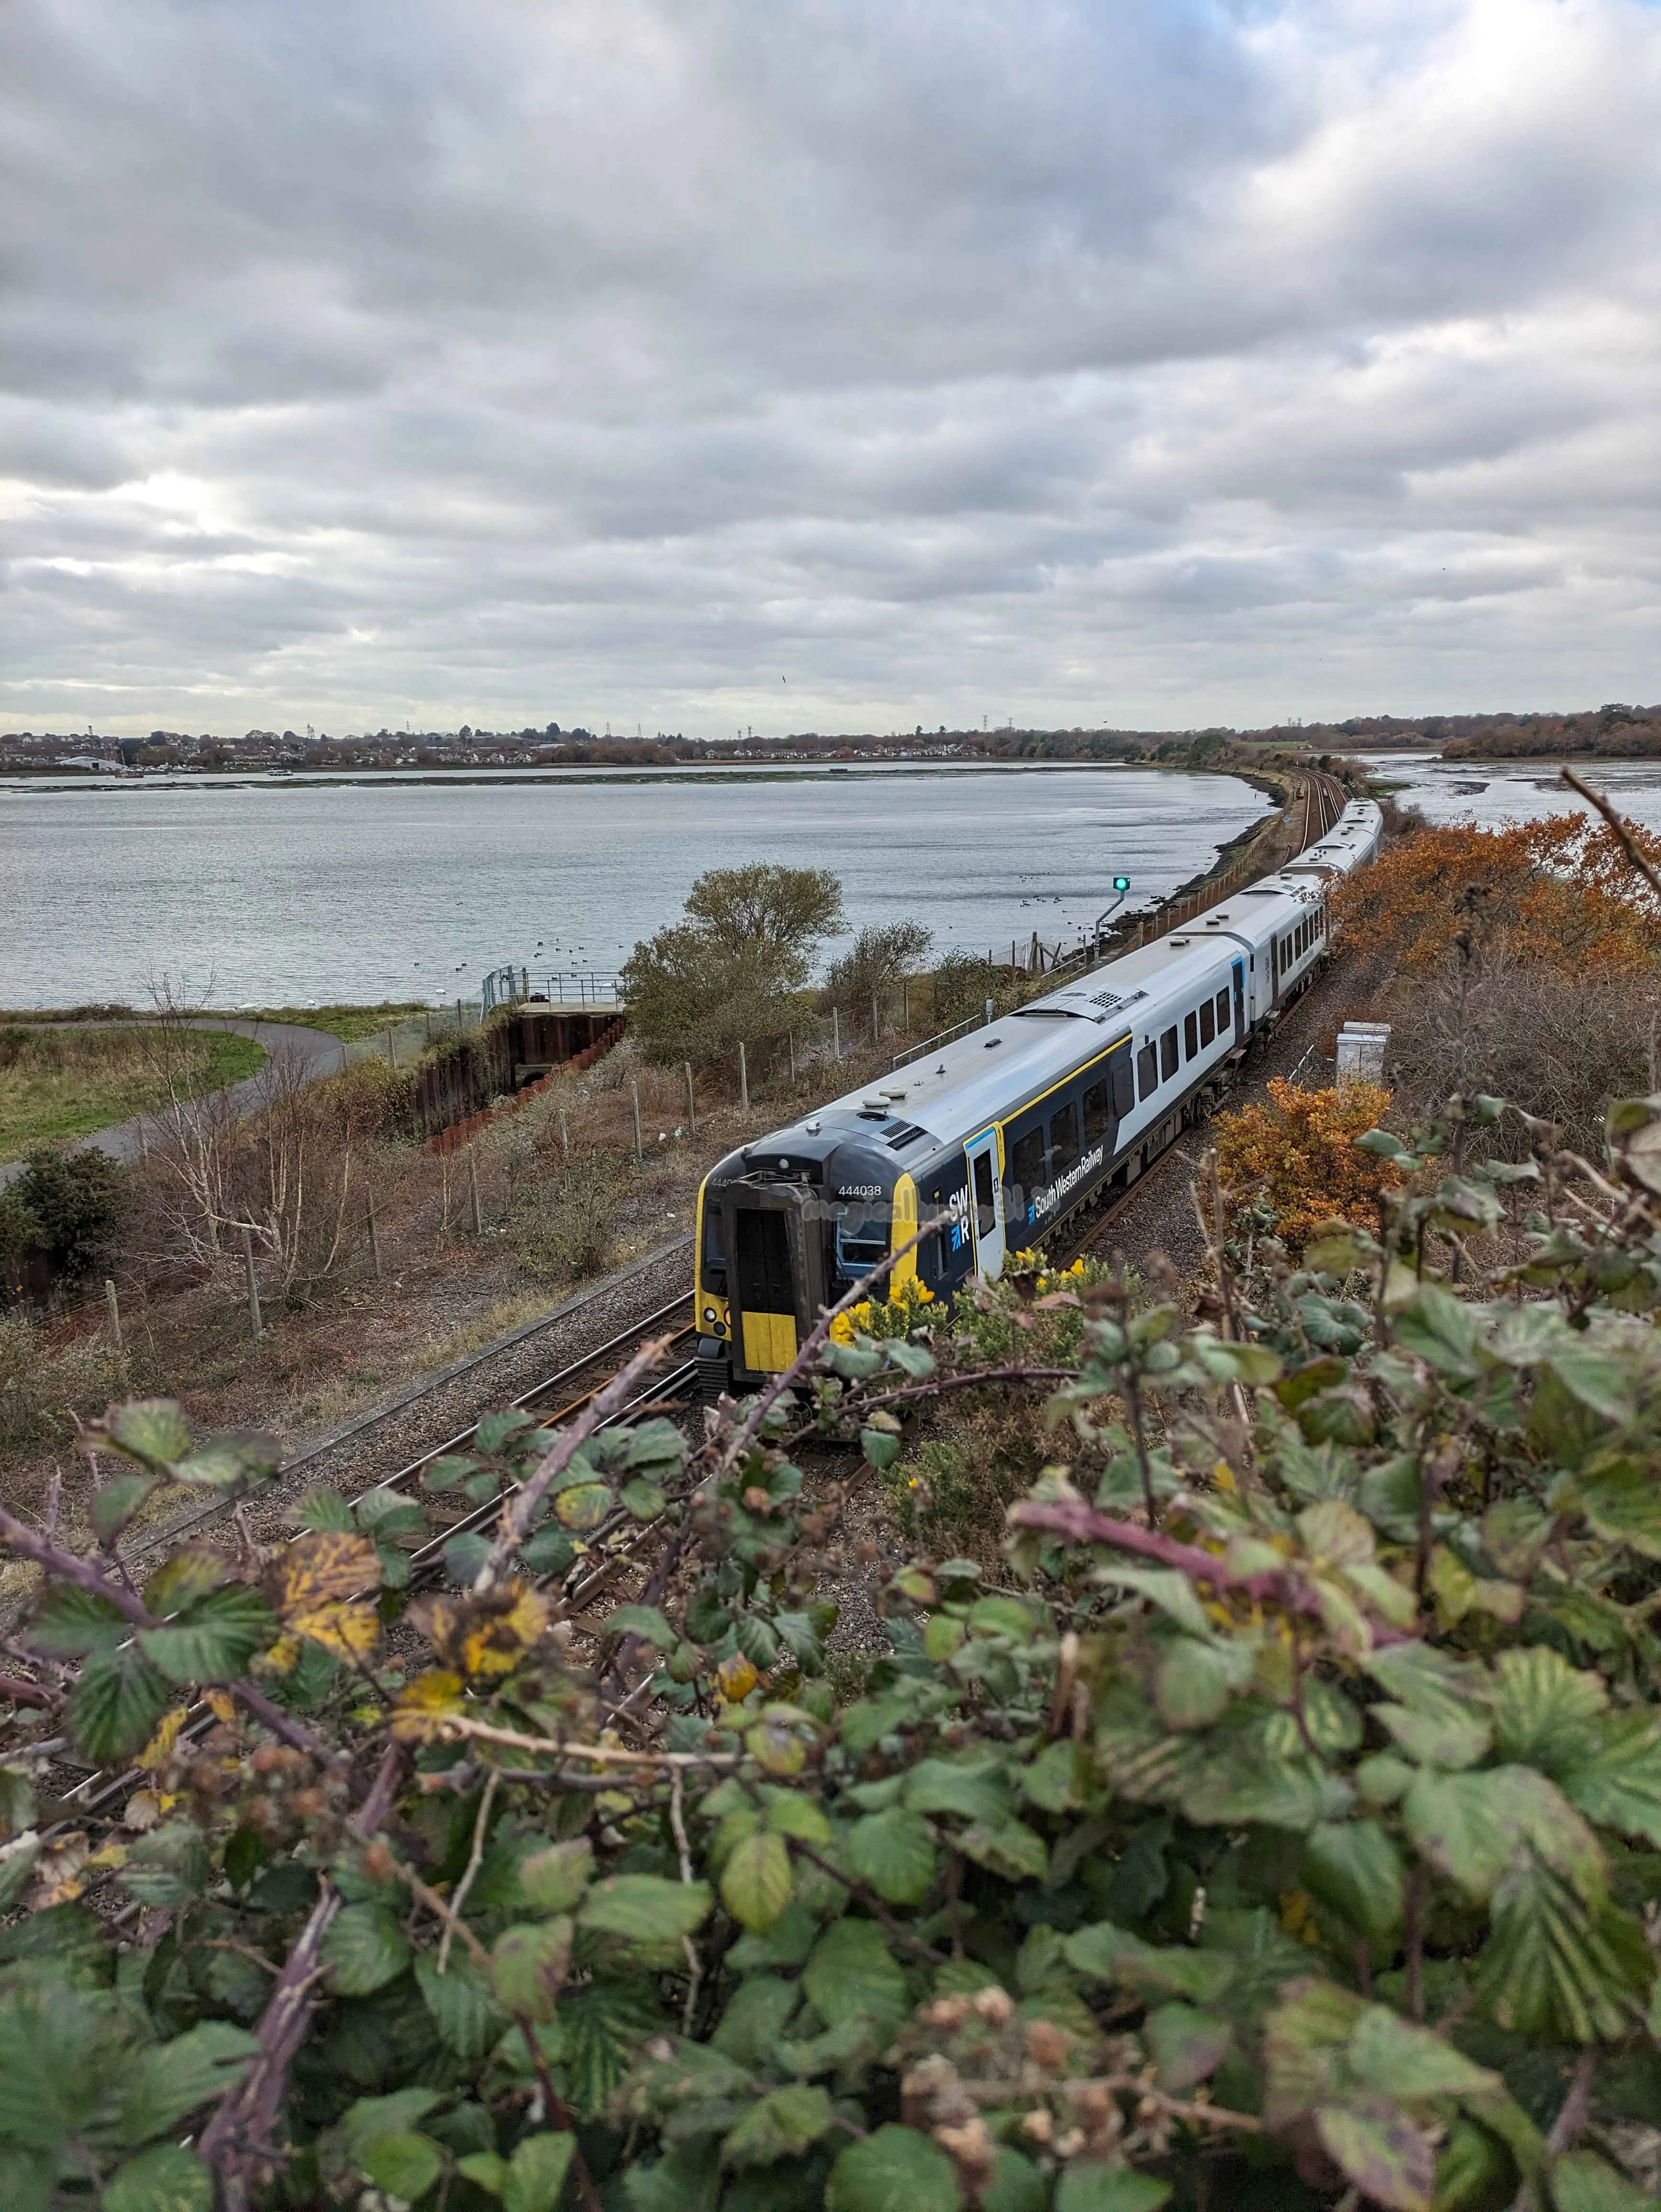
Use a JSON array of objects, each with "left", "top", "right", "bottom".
[
  {"left": 0, "top": 764, "right": 1273, "bottom": 1010},
  {"left": 1359, "top": 753, "right": 1661, "bottom": 832}
]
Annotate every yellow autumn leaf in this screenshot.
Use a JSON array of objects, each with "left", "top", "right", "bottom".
[
  {"left": 410, "top": 1584, "right": 549, "bottom": 1679},
  {"left": 717, "top": 1654, "right": 759, "bottom": 1702},
  {"left": 260, "top": 1633, "right": 301, "bottom": 1676},
  {"left": 391, "top": 1668, "right": 467, "bottom": 1741},
  {"left": 205, "top": 1689, "right": 238, "bottom": 1725},
  {"left": 268, "top": 1531, "right": 379, "bottom": 1618},
  {"left": 138, "top": 1707, "right": 189, "bottom": 1771},
  {"left": 287, "top": 1598, "right": 381, "bottom": 1660}
]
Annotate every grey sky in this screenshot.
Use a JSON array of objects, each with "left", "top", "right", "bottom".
[{"left": 2, "top": 0, "right": 1659, "bottom": 737}]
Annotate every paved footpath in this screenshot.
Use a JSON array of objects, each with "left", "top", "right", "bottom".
[{"left": 0, "top": 1016, "right": 346, "bottom": 1186}]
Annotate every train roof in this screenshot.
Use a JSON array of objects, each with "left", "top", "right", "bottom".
[{"left": 737, "top": 795, "right": 1384, "bottom": 1169}]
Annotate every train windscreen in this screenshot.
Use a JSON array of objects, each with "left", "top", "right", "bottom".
[{"left": 833, "top": 1200, "right": 890, "bottom": 1278}]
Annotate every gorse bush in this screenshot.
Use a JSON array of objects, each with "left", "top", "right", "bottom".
[{"left": 7, "top": 1088, "right": 1661, "bottom": 2210}]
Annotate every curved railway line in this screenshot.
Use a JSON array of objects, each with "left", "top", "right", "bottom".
[{"left": 9, "top": 764, "right": 1355, "bottom": 1852}]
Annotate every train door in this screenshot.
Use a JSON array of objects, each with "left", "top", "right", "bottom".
[
  {"left": 733, "top": 1206, "right": 799, "bottom": 1374},
  {"left": 1232, "top": 958, "right": 1246, "bottom": 1038},
  {"left": 965, "top": 1127, "right": 1005, "bottom": 1280}
]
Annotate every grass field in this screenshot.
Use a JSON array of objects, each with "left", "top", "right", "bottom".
[
  {"left": 218, "top": 1002, "right": 432, "bottom": 1043},
  {"left": 0, "top": 1025, "right": 266, "bottom": 1159}
]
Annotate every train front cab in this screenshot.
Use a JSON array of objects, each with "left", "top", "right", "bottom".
[{"left": 696, "top": 1146, "right": 928, "bottom": 1398}]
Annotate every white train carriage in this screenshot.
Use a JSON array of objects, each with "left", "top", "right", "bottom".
[{"left": 694, "top": 798, "right": 1382, "bottom": 1392}]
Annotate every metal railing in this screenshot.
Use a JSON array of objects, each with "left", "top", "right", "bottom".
[
  {"left": 480, "top": 968, "right": 621, "bottom": 1012},
  {"left": 531, "top": 972, "right": 620, "bottom": 1006}
]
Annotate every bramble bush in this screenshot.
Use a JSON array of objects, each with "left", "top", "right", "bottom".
[{"left": 5, "top": 1087, "right": 1661, "bottom": 2211}]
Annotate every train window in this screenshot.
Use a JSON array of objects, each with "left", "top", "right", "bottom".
[
  {"left": 1111, "top": 1052, "right": 1135, "bottom": 1118},
  {"left": 972, "top": 1149, "right": 997, "bottom": 1236},
  {"left": 834, "top": 1201, "right": 890, "bottom": 1272},
  {"left": 1199, "top": 998, "right": 1215, "bottom": 1047},
  {"left": 1214, "top": 988, "right": 1229, "bottom": 1031},
  {"left": 1050, "top": 1100, "right": 1080, "bottom": 1173},
  {"left": 1160, "top": 1027, "right": 1178, "bottom": 1081},
  {"left": 1010, "top": 1126, "right": 1046, "bottom": 1209},
  {"left": 1137, "top": 1041, "right": 1158, "bottom": 1100},
  {"left": 1082, "top": 1080, "right": 1110, "bottom": 1147},
  {"left": 702, "top": 1210, "right": 728, "bottom": 1288},
  {"left": 1184, "top": 1010, "right": 1198, "bottom": 1061}
]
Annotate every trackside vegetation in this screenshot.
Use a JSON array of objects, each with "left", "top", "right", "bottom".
[{"left": 7, "top": 1079, "right": 1661, "bottom": 2211}]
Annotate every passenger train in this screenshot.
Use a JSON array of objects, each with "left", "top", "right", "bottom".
[{"left": 693, "top": 796, "right": 1384, "bottom": 1397}]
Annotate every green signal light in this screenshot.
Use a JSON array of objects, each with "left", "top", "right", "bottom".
[{"left": 1113, "top": 876, "right": 1131, "bottom": 891}]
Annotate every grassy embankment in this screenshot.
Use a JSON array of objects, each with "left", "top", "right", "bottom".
[{"left": 0, "top": 1026, "right": 266, "bottom": 1161}]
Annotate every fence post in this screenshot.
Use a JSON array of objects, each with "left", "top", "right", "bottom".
[
  {"left": 455, "top": 998, "right": 464, "bottom": 1032},
  {"left": 468, "top": 1148, "right": 483, "bottom": 1236},
  {"left": 985, "top": 996, "right": 995, "bottom": 1027},
  {"left": 739, "top": 1042, "right": 750, "bottom": 1114},
  {"left": 103, "top": 1278, "right": 123, "bottom": 1359},
  {"left": 631, "top": 1079, "right": 643, "bottom": 1164},
  {"left": 832, "top": 1009, "right": 841, "bottom": 1062},
  {"left": 559, "top": 1108, "right": 571, "bottom": 1161},
  {"left": 684, "top": 1062, "right": 696, "bottom": 1134},
  {"left": 386, "top": 1025, "right": 397, "bottom": 1068},
  {"left": 240, "top": 1224, "right": 263, "bottom": 1340},
  {"left": 367, "top": 1195, "right": 383, "bottom": 1279}
]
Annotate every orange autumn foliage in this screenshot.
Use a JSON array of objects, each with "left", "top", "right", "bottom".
[
  {"left": 1215, "top": 1078, "right": 1401, "bottom": 1253},
  {"left": 1334, "top": 814, "right": 1661, "bottom": 975}
]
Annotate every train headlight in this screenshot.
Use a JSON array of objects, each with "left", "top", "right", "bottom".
[{"left": 703, "top": 1305, "right": 717, "bottom": 1323}]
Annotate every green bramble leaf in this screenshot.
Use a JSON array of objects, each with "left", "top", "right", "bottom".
[
  {"left": 362, "top": 2134, "right": 442, "bottom": 2202},
  {"left": 1557, "top": 1713, "right": 1661, "bottom": 1847},
  {"left": 1055, "top": 2171, "right": 1173, "bottom": 2212},
  {"left": 720, "top": 1833, "right": 794, "bottom": 1932},
  {"left": 828, "top": 2124, "right": 961, "bottom": 2212},
  {"left": 30, "top": 1582, "right": 129, "bottom": 1660},
  {"left": 1550, "top": 2151, "right": 1659, "bottom": 2212},
  {"left": 91, "top": 1473, "right": 156, "bottom": 1547},
  {"left": 502, "top": 2131, "right": 576, "bottom": 2212},
  {"left": 69, "top": 1646, "right": 172, "bottom": 1765},
  {"left": 138, "top": 1585, "right": 275, "bottom": 1684},
  {"left": 580, "top": 1873, "right": 712, "bottom": 1942},
  {"left": 805, "top": 1918, "right": 907, "bottom": 2033},
  {"left": 105, "top": 1399, "right": 195, "bottom": 1468},
  {"left": 101, "top": 2144, "right": 215, "bottom": 2212},
  {"left": 1315, "top": 2096, "right": 1436, "bottom": 2212},
  {"left": 321, "top": 1903, "right": 411, "bottom": 1997},
  {"left": 1301, "top": 1820, "right": 1406, "bottom": 1945},
  {"left": 723, "top": 2083, "right": 836, "bottom": 2168},
  {"left": 605, "top": 1603, "right": 677, "bottom": 1650},
  {"left": 413, "top": 1951, "right": 507, "bottom": 2062},
  {"left": 847, "top": 1808, "right": 937, "bottom": 1905},
  {"left": 490, "top": 1917, "right": 573, "bottom": 2022},
  {"left": 518, "top": 1838, "right": 595, "bottom": 1915}
]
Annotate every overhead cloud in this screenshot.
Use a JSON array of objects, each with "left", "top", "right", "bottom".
[{"left": 1, "top": 0, "right": 1659, "bottom": 734}]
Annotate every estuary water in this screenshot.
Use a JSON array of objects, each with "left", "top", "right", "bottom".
[
  {"left": 0, "top": 763, "right": 1273, "bottom": 1011},
  {"left": 1359, "top": 752, "right": 1661, "bottom": 831}
]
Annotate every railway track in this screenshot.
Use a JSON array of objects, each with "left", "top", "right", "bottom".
[
  {"left": 31, "top": 1300, "right": 697, "bottom": 1833},
  {"left": 14, "top": 766, "right": 1362, "bottom": 1851}
]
